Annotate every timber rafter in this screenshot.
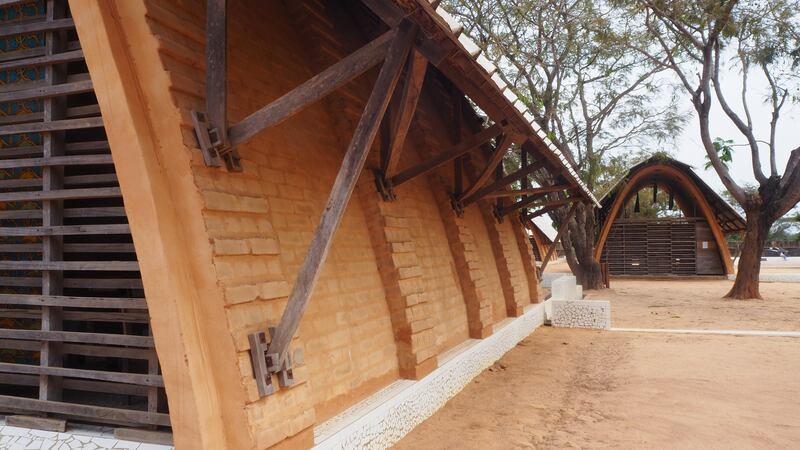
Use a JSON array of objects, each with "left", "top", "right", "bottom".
[
  {"left": 187, "top": 0, "right": 601, "bottom": 398},
  {"left": 232, "top": 14, "right": 419, "bottom": 397}
]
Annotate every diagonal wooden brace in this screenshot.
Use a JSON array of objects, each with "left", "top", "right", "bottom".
[
  {"left": 191, "top": 0, "right": 242, "bottom": 171},
  {"left": 247, "top": 22, "right": 416, "bottom": 397}
]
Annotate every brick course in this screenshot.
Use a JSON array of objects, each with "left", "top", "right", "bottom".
[{"left": 84, "top": 0, "right": 543, "bottom": 447}]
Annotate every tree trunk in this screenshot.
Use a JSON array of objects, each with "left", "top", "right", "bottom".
[
  {"left": 725, "top": 208, "right": 770, "bottom": 299},
  {"left": 561, "top": 204, "right": 604, "bottom": 290}
]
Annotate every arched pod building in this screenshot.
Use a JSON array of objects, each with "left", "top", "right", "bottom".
[
  {"left": 596, "top": 157, "right": 745, "bottom": 277},
  {"left": 0, "top": 0, "right": 597, "bottom": 448}
]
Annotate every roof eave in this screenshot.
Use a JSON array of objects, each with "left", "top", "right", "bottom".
[{"left": 390, "top": 0, "right": 599, "bottom": 207}]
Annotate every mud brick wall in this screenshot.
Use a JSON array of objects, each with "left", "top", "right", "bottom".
[{"left": 75, "top": 0, "right": 543, "bottom": 448}]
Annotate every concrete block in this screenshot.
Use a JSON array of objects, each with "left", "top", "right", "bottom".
[
  {"left": 551, "top": 300, "right": 611, "bottom": 329},
  {"left": 551, "top": 275, "right": 577, "bottom": 301},
  {"left": 543, "top": 298, "right": 553, "bottom": 321},
  {"left": 541, "top": 272, "right": 567, "bottom": 288}
]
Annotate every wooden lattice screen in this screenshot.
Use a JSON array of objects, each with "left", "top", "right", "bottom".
[
  {"left": 0, "top": 0, "right": 169, "bottom": 429},
  {"left": 601, "top": 218, "right": 698, "bottom": 276}
]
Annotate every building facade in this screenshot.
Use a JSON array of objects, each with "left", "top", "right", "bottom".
[{"left": 0, "top": 0, "right": 597, "bottom": 448}]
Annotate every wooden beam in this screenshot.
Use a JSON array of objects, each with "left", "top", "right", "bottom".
[
  {"left": 0, "top": 0, "right": 39, "bottom": 7},
  {"left": 0, "top": 117, "right": 105, "bottom": 135},
  {"left": 0, "top": 261, "right": 139, "bottom": 271},
  {"left": 520, "top": 146, "right": 529, "bottom": 189},
  {"left": 0, "top": 310, "right": 149, "bottom": 323},
  {"left": 526, "top": 196, "right": 581, "bottom": 219},
  {"left": 267, "top": 23, "right": 416, "bottom": 363},
  {"left": 0, "top": 18, "right": 74, "bottom": 38},
  {"left": 0, "top": 155, "right": 113, "bottom": 170},
  {"left": 389, "top": 123, "right": 502, "bottom": 187},
  {"left": 359, "top": 0, "right": 450, "bottom": 65},
  {"left": 382, "top": 49, "right": 427, "bottom": 177},
  {"left": 0, "top": 49, "right": 84, "bottom": 71},
  {"left": 450, "top": 85, "right": 463, "bottom": 143},
  {"left": 0, "top": 277, "right": 143, "bottom": 290},
  {"left": 41, "top": 0, "right": 67, "bottom": 403},
  {"left": 0, "top": 80, "right": 93, "bottom": 104},
  {"left": 493, "top": 162, "right": 505, "bottom": 220},
  {"left": 0, "top": 187, "right": 121, "bottom": 203},
  {"left": 0, "top": 224, "right": 131, "bottom": 236},
  {"left": 454, "top": 156, "right": 464, "bottom": 197},
  {"left": 0, "top": 294, "right": 146, "bottom": 309},
  {"left": 0, "top": 329, "right": 153, "bottom": 348},
  {"left": 0, "top": 395, "right": 170, "bottom": 427},
  {"left": 482, "top": 184, "right": 571, "bottom": 199},
  {"left": 499, "top": 187, "right": 573, "bottom": 216},
  {"left": 458, "top": 133, "right": 512, "bottom": 200},
  {"left": 359, "top": 0, "right": 405, "bottom": 26},
  {"left": 460, "top": 158, "right": 547, "bottom": 207},
  {"left": 6, "top": 415, "right": 66, "bottom": 433},
  {"left": 0, "top": 363, "right": 164, "bottom": 387},
  {"left": 228, "top": 30, "right": 396, "bottom": 147},
  {"left": 539, "top": 202, "right": 579, "bottom": 273},
  {"left": 205, "top": 0, "right": 228, "bottom": 147}
]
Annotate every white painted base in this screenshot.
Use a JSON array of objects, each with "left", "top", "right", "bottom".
[
  {"left": 543, "top": 298, "right": 553, "bottom": 321},
  {"left": 313, "top": 303, "right": 545, "bottom": 449}
]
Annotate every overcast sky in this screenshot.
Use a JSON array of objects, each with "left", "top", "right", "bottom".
[
  {"left": 670, "top": 65, "right": 799, "bottom": 198},
  {"left": 534, "top": 64, "right": 799, "bottom": 239}
]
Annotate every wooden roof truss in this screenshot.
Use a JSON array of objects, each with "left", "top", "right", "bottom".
[{"left": 190, "top": 0, "right": 598, "bottom": 397}]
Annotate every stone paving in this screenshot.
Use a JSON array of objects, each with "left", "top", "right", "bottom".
[{"left": 0, "top": 422, "right": 172, "bottom": 450}]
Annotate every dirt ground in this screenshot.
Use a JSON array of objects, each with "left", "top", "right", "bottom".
[
  {"left": 395, "top": 280, "right": 800, "bottom": 449},
  {"left": 586, "top": 279, "right": 800, "bottom": 330}
]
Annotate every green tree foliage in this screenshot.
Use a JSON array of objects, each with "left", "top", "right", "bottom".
[{"left": 705, "top": 138, "right": 734, "bottom": 170}]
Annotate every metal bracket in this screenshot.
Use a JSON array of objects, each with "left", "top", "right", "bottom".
[
  {"left": 373, "top": 169, "right": 397, "bottom": 201},
  {"left": 248, "top": 327, "right": 296, "bottom": 397},
  {"left": 450, "top": 195, "right": 465, "bottom": 218},
  {"left": 191, "top": 110, "right": 243, "bottom": 172},
  {"left": 493, "top": 202, "right": 504, "bottom": 223}
]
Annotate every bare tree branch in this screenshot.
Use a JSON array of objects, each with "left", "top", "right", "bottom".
[{"left": 711, "top": 41, "right": 767, "bottom": 184}]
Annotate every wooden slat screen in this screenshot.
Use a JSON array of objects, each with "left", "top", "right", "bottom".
[
  {"left": 601, "top": 218, "right": 699, "bottom": 276},
  {"left": 0, "top": 0, "right": 169, "bottom": 429}
]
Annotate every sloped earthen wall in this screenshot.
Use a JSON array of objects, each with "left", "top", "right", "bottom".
[{"left": 72, "top": 0, "right": 541, "bottom": 448}]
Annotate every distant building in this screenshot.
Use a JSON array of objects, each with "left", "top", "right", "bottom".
[{"left": 596, "top": 157, "right": 745, "bottom": 276}]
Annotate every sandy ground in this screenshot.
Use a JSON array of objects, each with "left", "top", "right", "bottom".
[
  {"left": 396, "top": 280, "right": 800, "bottom": 449},
  {"left": 757, "top": 256, "right": 800, "bottom": 273},
  {"left": 586, "top": 279, "right": 800, "bottom": 330}
]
